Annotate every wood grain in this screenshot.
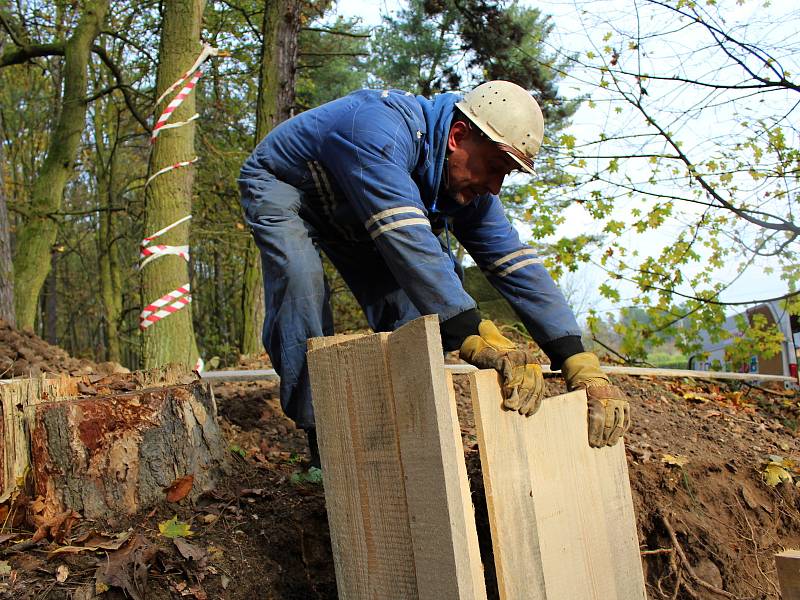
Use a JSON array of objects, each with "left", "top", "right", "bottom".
[
  {"left": 387, "top": 316, "right": 487, "bottom": 600},
  {"left": 776, "top": 549, "right": 800, "bottom": 599},
  {"left": 469, "top": 369, "right": 646, "bottom": 600},
  {"left": 307, "top": 333, "right": 418, "bottom": 599}
]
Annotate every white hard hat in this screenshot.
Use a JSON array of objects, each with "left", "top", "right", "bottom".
[{"left": 455, "top": 80, "right": 544, "bottom": 175}]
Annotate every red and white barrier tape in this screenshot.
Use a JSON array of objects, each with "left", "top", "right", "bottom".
[
  {"left": 151, "top": 69, "right": 203, "bottom": 143},
  {"left": 139, "top": 284, "right": 191, "bottom": 330},
  {"left": 144, "top": 157, "right": 199, "bottom": 188},
  {"left": 143, "top": 44, "right": 224, "bottom": 368},
  {"left": 140, "top": 214, "right": 192, "bottom": 270},
  {"left": 155, "top": 44, "right": 221, "bottom": 107},
  {"left": 140, "top": 243, "right": 190, "bottom": 269},
  {"left": 142, "top": 214, "right": 192, "bottom": 244}
]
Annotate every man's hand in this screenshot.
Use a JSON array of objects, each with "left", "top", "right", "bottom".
[
  {"left": 460, "top": 320, "right": 544, "bottom": 416},
  {"left": 561, "top": 352, "right": 631, "bottom": 448}
]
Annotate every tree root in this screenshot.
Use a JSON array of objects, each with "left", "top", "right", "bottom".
[{"left": 661, "top": 512, "right": 739, "bottom": 599}]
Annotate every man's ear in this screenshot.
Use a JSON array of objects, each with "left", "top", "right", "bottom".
[{"left": 447, "top": 120, "right": 470, "bottom": 153}]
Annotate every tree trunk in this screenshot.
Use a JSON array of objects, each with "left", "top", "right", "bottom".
[
  {"left": 0, "top": 139, "right": 14, "bottom": 328},
  {"left": 240, "top": 0, "right": 302, "bottom": 356},
  {"left": 0, "top": 367, "right": 228, "bottom": 520},
  {"left": 44, "top": 250, "right": 58, "bottom": 345},
  {"left": 93, "top": 67, "right": 123, "bottom": 363},
  {"left": 12, "top": 0, "right": 108, "bottom": 330},
  {"left": 142, "top": 0, "right": 204, "bottom": 369}
]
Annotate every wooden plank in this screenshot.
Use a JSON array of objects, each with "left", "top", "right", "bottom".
[
  {"left": 307, "top": 334, "right": 364, "bottom": 352},
  {"left": 387, "top": 315, "right": 487, "bottom": 600},
  {"left": 307, "top": 333, "right": 418, "bottom": 600},
  {"left": 776, "top": 549, "right": 800, "bottom": 599},
  {"left": 470, "top": 369, "right": 646, "bottom": 600}
]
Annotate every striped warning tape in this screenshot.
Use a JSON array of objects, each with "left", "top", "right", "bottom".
[
  {"left": 155, "top": 44, "right": 221, "bottom": 107},
  {"left": 139, "top": 243, "right": 190, "bottom": 269},
  {"left": 139, "top": 284, "right": 191, "bottom": 330},
  {"left": 151, "top": 69, "right": 203, "bottom": 143},
  {"left": 144, "top": 157, "right": 199, "bottom": 188}
]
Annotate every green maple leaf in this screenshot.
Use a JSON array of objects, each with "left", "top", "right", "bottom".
[{"left": 158, "top": 516, "right": 193, "bottom": 538}]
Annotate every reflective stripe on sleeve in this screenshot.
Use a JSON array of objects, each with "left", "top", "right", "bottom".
[
  {"left": 485, "top": 248, "right": 544, "bottom": 278},
  {"left": 369, "top": 217, "right": 431, "bottom": 240},
  {"left": 495, "top": 257, "right": 544, "bottom": 278},
  {"left": 364, "top": 206, "right": 426, "bottom": 230}
]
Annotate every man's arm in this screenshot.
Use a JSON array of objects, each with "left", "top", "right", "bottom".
[
  {"left": 451, "top": 196, "right": 584, "bottom": 369},
  {"left": 318, "top": 95, "right": 477, "bottom": 331}
]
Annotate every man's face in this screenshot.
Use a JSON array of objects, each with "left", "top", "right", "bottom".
[{"left": 446, "top": 120, "right": 521, "bottom": 206}]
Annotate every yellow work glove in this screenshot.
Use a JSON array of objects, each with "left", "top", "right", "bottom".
[
  {"left": 460, "top": 320, "right": 545, "bottom": 416},
  {"left": 561, "top": 352, "right": 630, "bottom": 448}
]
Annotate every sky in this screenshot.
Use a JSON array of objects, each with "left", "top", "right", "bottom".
[{"left": 331, "top": 0, "right": 798, "bottom": 319}]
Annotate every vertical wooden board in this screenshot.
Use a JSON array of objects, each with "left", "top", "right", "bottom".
[
  {"left": 307, "top": 333, "right": 418, "bottom": 600},
  {"left": 776, "top": 550, "right": 800, "bottom": 599},
  {"left": 387, "top": 315, "right": 487, "bottom": 600},
  {"left": 307, "top": 334, "right": 364, "bottom": 352},
  {"left": 470, "top": 370, "right": 645, "bottom": 600}
]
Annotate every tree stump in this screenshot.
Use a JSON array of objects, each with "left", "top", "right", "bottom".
[{"left": 0, "top": 366, "right": 229, "bottom": 520}]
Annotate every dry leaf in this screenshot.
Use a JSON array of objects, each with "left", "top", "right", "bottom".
[
  {"left": 661, "top": 454, "right": 689, "bottom": 467},
  {"left": 49, "top": 531, "right": 131, "bottom": 557},
  {"left": 164, "top": 475, "right": 194, "bottom": 503},
  {"left": 94, "top": 533, "right": 157, "bottom": 600},
  {"left": 682, "top": 392, "right": 709, "bottom": 403},
  {"left": 764, "top": 462, "right": 793, "bottom": 487},
  {"left": 56, "top": 564, "right": 69, "bottom": 583}
]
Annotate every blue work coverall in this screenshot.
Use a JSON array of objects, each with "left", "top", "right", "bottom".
[{"left": 239, "top": 89, "right": 581, "bottom": 429}]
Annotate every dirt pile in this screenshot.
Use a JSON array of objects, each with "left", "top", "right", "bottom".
[{"left": 0, "top": 319, "right": 127, "bottom": 379}]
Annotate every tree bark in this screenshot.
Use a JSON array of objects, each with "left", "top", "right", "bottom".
[
  {"left": 142, "top": 0, "right": 204, "bottom": 368},
  {"left": 240, "top": 0, "right": 302, "bottom": 356},
  {"left": 44, "top": 251, "right": 58, "bottom": 344},
  {"left": 93, "top": 54, "right": 123, "bottom": 363},
  {"left": 0, "top": 138, "right": 14, "bottom": 328},
  {"left": 11, "top": 0, "right": 108, "bottom": 330}
]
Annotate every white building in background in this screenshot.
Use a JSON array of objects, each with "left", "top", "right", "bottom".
[{"left": 689, "top": 301, "right": 799, "bottom": 380}]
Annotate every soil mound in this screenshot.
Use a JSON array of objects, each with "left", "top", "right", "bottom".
[{"left": 0, "top": 319, "right": 126, "bottom": 379}]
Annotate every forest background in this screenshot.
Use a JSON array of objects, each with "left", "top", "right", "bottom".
[{"left": 0, "top": 0, "right": 797, "bottom": 372}]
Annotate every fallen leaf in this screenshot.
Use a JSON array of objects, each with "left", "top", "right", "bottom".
[
  {"left": 159, "top": 516, "right": 193, "bottom": 539},
  {"left": 199, "top": 513, "right": 218, "bottom": 524},
  {"left": 661, "top": 454, "right": 689, "bottom": 468},
  {"left": 164, "top": 475, "right": 194, "bottom": 503},
  {"left": 56, "top": 564, "right": 69, "bottom": 583},
  {"left": 173, "top": 537, "right": 207, "bottom": 565},
  {"left": 764, "top": 462, "right": 793, "bottom": 487},
  {"left": 740, "top": 485, "right": 759, "bottom": 510},
  {"left": 683, "top": 392, "right": 709, "bottom": 403},
  {"left": 0, "top": 533, "right": 21, "bottom": 545},
  {"left": 49, "top": 531, "right": 131, "bottom": 557},
  {"left": 31, "top": 510, "right": 80, "bottom": 544},
  {"left": 94, "top": 533, "right": 157, "bottom": 600},
  {"left": 0, "top": 561, "right": 10, "bottom": 576},
  {"left": 221, "top": 574, "right": 230, "bottom": 589}
]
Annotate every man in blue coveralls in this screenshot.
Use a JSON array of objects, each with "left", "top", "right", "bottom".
[{"left": 239, "top": 81, "right": 631, "bottom": 468}]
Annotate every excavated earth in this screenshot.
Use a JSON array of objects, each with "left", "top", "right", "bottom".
[{"left": 0, "top": 327, "right": 799, "bottom": 599}]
